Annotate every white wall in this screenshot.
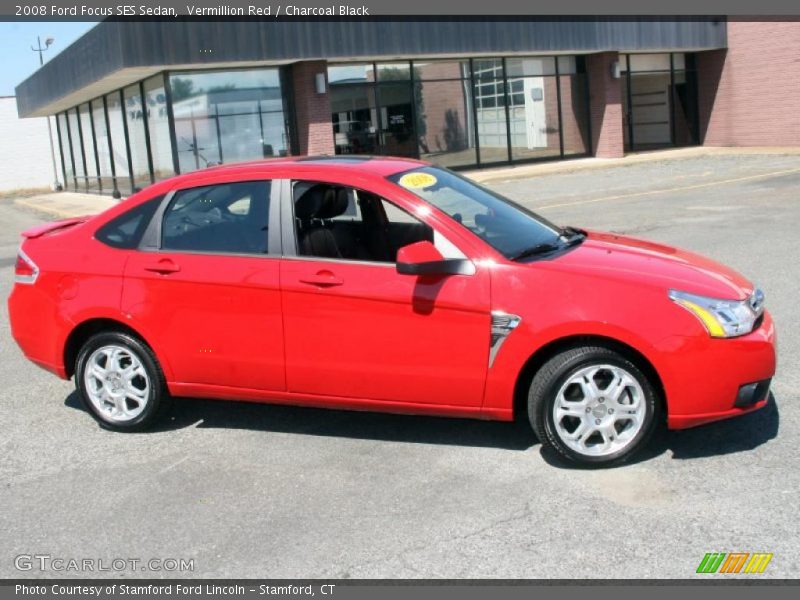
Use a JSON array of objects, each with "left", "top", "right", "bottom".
[{"left": 0, "top": 96, "right": 61, "bottom": 192}]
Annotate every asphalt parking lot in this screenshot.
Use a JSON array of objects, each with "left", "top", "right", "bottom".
[{"left": 1, "top": 154, "right": 798, "bottom": 579}]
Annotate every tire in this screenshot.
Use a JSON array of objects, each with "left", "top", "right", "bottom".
[
  {"left": 75, "top": 331, "right": 170, "bottom": 432},
  {"left": 528, "top": 346, "right": 660, "bottom": 467}
]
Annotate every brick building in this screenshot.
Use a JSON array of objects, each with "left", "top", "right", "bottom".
[{"left": 14, "top": 18, "right": 800, "bottom": 196}]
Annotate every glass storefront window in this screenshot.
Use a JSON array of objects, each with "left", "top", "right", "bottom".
[
  {"left": 376, "top": 62, "right": 411, "bottom": 81},
  {"left": 508, "top": 75, "right": 561, "bottom": 161},
  {"left": 414, "top": 79, "right": 476, "bottom": 167},
  {"left": 67, "top": 108, "right": 86, "bottom": 190},
  {"left": 124, "top": 84, "right": 151, "bottom": 187},
  {"left": 92, "top": 99, "right": 114, "bottom": 191},
  {"left": 169, "top": 68, "right": 288, "bottom": 173},
  {"left": 506, "top": 57, "right": 556, "bottom": 77},
  {"left": 626, "top": 53, "right": 672, "bottom": 72},
  {"left": 473, "top": 76, "right": 509, "bottom": 164},
  {"left": 557, "top": 56, "right": 577, "bottom": 75},
  {"left": 329, "top": 56, "right": 590, "bottom": 167},
  {"left": 57, "top": 112, "right": 74, "bottom": 189},
  {"left": 414, "top": 60, "right": 470, "bottom": 80},
  {"left": 143, "top": 75, "right": 174, "bottom": 181},
  {"left": 106, "top": 92, "right": 131, "bottom": 195},
  {"left": 331, "top": 85, "right": 379, "bottom": 155},
  {"left": 377, "top": 83, "right": 416, "bottom": 157},
  {"left": 472, "top": 58, "right": 504, "bottom": 79},
  {"left": 622, "top": 52, "right": 698, "bottom": 151},
  {"left": 78, "top": 103, "right": 99, "bottom": 191},
  {"left": 328, "top": 64, "right": 374, "bottom": 85}
]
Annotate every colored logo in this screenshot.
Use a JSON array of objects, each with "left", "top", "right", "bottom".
[{"left": 696, "top": 552, "right": 773, "bottom": 574}]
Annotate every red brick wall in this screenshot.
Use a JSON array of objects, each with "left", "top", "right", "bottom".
[
  {"left": 586, "top": 52, "right": 625, "bottom": 158},
  {"left": 697, "top": 21, "right": 800, "bottom": 146},
  {"left": 290, "top": 61, "right": 335, "bottom": 156},
  {"left": 559, "top": 74, "right": 590, "bottom": 155}
]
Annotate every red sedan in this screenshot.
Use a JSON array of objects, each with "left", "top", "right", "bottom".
[{"left": 8, "top": 157, "right": 776, "bottom": 466}]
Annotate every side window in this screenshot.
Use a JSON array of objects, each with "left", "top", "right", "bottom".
[
  {"left": 293, "top": 182, "right": 441, "bottom": 263},
  {"left": 95, "top": 196, "right": 162, "bottom": 249},
  {"left": 162, "top": 181, "right": 271, "bottom": 254}
]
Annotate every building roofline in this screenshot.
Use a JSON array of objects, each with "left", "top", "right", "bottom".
[{"left": 15, "top": 17, "right": 726, "bottom": 118}]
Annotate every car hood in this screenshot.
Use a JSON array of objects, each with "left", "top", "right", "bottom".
[{"left": 539, "top": 231, "right": 753, "bottom": 300}]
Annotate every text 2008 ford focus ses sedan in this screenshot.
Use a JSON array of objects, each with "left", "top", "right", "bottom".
[{"left": 8, "top": 157, "right": 776, "bottom": 466}]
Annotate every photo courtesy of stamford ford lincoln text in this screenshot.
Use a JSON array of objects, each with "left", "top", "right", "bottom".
[{"left": 0, "top": 0, "right": 798, "bottom": 597}]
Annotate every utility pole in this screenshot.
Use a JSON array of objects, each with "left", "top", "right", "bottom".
[{"left": 31, "top": 36, "right": 61, "bottom": 191}]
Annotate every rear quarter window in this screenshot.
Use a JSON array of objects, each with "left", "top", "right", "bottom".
[{"left": 95, "top": 197, "right": 163, "bottom": 249}]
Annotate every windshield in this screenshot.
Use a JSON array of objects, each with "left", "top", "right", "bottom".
[{"left": 389, "top": 166, "right": 563, "bottom": 259}]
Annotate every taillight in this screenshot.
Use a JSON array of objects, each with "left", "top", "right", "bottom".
[{"left": 14, "top": 248, "right": 39, "bottom": 284}]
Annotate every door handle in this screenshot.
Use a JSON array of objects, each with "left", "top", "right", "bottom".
[
  {"left": 299, "top": 270, "right": 343, "bottom": 287},
  {"left": 144, "top": 259, "right": 181, "bottom": 274}
]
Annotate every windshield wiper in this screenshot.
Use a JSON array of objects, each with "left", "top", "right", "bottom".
[
  {"left": 510, "top": 242, "right": 562, "bottom": 261},
  {"left": 560, "top": 225, "right": 587, "bottom": 246}
]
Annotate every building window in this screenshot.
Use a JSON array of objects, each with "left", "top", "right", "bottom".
[
  {"left": 414, "top": 59, "right": 476, "bottom": 168},
  {"left": 329, "top": 63, "right": 380, "bottom": 156},
  {"left": 78, "top": 103, "right": 100, "bottom": 192},
  {"left": 169, "top": 68, "right": 289, "bottom": 173},
  {"left": 57, "top": 112, "right": 75, "bottom": 190},
  {"left": 472, "top": 59, "right": 510, "bottom": 163},
  {"left": 124, "top": 84, "right": 151, "bottom": 187},
  {"left": 143, "top": 75, "right": 175, "bottom": 181},
  {"left": 67, "top": 108, "right": 87, "bottom": 191},
  {"left": 92, "top": 98, "right": 114, "bottom": 192},
  {"left": 505, "top": 57, "right": 561, "bottom": 162},
  {"left": 621, "top": 52, "right": 699, "bottom": 151},
  {"left": 106, "top": 92, "right": 132, "bottom": 195},
  {"left": 328, "top": 56, "right": 591, "bottom": 169}
]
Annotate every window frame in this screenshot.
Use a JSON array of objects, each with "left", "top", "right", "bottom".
[
  {"left": 281, "top": 177, "right": 466, "bottom": 268},
  {"left": 137, "top": 179, "right": 283, "bottom": 257}
]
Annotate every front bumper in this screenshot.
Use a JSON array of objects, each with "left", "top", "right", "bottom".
[{"left": 658, "top": 310, "right": 776, "bottom": 430}]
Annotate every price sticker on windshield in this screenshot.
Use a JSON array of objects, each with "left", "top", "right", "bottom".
[{"left": 398, "top": 172, "right": 438, "bottom": 189}]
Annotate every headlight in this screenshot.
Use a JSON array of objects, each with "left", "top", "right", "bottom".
[{"left": 668, "top": 288, "right": 765, "bottom": 338}]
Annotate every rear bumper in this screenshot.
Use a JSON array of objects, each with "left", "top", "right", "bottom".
[
  {"left": 7, "top": 283, "right": 70, "bottom": 379},
  {"left": 661, "top": 311, "right": 776, "bottom": 430}
]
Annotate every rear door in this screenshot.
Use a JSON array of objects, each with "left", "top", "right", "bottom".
[
  {"left": 122, "top": 179, "right": 286, "bottom": 392},
  {"left": 279, "top": 175, "right": 491, "bottom": 408}
]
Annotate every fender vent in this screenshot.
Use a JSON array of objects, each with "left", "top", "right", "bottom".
[{"left": 489, "top": 311, "right": 522, "bottom": 367}]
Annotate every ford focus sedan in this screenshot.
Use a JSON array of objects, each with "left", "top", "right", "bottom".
[{"left": 8, "top": 157, "right": 776, "bottom": 466}]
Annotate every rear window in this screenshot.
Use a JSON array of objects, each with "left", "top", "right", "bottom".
[{"left": 95, "top": 197, "right": 162, "bottom": 249}]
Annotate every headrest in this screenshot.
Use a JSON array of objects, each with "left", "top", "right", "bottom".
[
  {"left": 295, "top": 186, "right": 326, "bottom": 220},
  {"left": 295, "top": 186, "right": 349, "bottom": 221},
  {"left": 317, "top": 188, "right": 349, "bottom": 219}
]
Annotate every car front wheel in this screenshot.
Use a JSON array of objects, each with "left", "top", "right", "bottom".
[
  {"left": 75, "top": 331, "right": 169, "bottom": 431},
  {"left": 528, "top": 346, "right": 660, "bottom": 467}
]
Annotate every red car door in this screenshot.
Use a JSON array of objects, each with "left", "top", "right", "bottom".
[
  {"left": 121, "top": 179, "right": 285, "bottom": 392},
  {"left": 279, "top": 176, "right": 491, "bottom": 409}
]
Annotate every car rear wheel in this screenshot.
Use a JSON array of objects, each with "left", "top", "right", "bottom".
[
  {"left": 75, "top": 331, "right": 169, "bottom": 431},
  {"left": 528, "top": 346, "right": 659, "bottom": 467}
]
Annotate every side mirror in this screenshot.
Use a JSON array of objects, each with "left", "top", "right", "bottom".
[{"left": 396, "top": 241, "right": 474, "bottom": 276}]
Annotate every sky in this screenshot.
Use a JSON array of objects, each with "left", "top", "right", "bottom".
[{"left": 0, "top": 21, "right": 96, "bottom": 96}]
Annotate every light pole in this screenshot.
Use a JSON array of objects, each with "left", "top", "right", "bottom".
[{"left": 31, "top": 36, "right": 62, "bottom": 191}]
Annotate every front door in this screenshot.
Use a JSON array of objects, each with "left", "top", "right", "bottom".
[
  {"left": 279, "top": 178, "right": 491, "bottom": 408},
  {"left": 122, "top": 179, "right": 285, "bottom": 392}
]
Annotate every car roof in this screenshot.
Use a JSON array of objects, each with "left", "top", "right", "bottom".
[{"left": 187, "top": 155, "right": 426, "bottom": 179}]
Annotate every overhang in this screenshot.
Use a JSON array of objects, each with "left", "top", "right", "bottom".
[{"left": 16, "top": 17, "right": 727, "bottom": 117}]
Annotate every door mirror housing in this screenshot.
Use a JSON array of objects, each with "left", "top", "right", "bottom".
[{"left": 396, "top": 241, "right": 474, "bottom": 276}]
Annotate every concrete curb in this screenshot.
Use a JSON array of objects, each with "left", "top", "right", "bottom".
[
  {"left": 13, "top": 193, "right": 117, "bottom": 220},
  {"left": 465, "top": 146, "right": 800, "bottom": 184}
]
